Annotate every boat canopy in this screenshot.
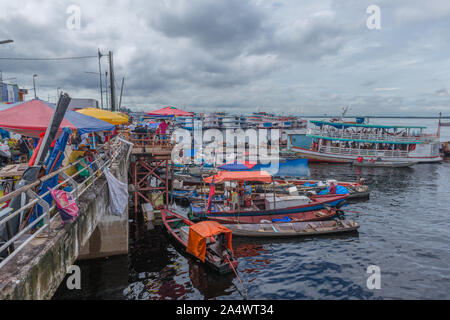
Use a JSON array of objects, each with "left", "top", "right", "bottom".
[
  {"left": 310, "top": 120, "right": 426, "bottom": 130},
  {"left": 203, "top": 170, "right": 273, "bottom": 183},
  {"left": 186, "top": 221, "right": 233, "bottom": 262}
]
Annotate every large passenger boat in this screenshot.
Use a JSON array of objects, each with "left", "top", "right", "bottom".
[{"left": 288, "top": 118, "right": 442, "bottom": 163}]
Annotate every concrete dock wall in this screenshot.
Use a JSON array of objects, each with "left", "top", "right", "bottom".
[{"left": 0, "top": 147, "right": 129, "bottom": 300}]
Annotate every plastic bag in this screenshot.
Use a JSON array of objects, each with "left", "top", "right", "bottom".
[
  {"left": 49, "top": 188, "right": 79, "bottom": 224},
  {"left": 105, "top": 169, "right": 128, "bottom": 216}
]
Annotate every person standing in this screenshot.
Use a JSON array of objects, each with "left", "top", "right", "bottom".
[{"left": 157, "top": 119, "right": 169, "bottom": 141}]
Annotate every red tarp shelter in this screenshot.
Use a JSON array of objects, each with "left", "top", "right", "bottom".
[
  {"left": 147, "top": 106, "right": 193, "bottom": 117},
  {"left": 0, "top": 99, "right": 115, "bottom": 138}
]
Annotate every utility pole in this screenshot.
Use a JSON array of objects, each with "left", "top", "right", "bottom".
[
  {"left": 119, "top": 77, "right": 124, "bottom": 110},
  {"left": 105, "top": 70, "right": 109, "bottom": 109},
  {"left": 33, "top": 74, "right": 38, "bottom": 99},
  {"left": 108, "top": 51, "right": 116, "bottom": 111},
  {"left": 98, "top": 49, "right": 104, "bottom": 109}
]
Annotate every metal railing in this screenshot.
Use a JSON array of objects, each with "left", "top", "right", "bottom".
[
  {"left": 0, "top": 136, "right": 133, "bottom": 269},
  {"left": 119, "top": 130, "right": 173, "bottom": 150},
  {"left": 318, "top": 146, "right": 409, "bottom": 158},
  {"left": 308, "top": 128, "right": 437, "bottom": 143}
]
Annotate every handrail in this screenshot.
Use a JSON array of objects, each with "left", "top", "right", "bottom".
[
  {"left": 307, "top": 128, "right": 437, "bottom": 143},
  {"left": 0, "top": 137, "right": 132, "bottom": 269}
]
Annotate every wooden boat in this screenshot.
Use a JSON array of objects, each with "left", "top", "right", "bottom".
[
  {"left": 201, "top": 207, "right": 340, "bottom": 225},
  {"left": 192, "top": 170, "right": 349, "bottom": 221},
  {"left": 352, "top": 160, "right": 417, "bottom": 168},
  {"left": 190, "top": 193, "right": 348, "bottom": 220},
  {"left": 161, "top": 209, "right": 239, "bottom": 274},
  {"left": 273, "top": 178, "right": 370, "bottom": 199},
  {"left": 223, "top": 219, "right": 359, "bottom": 237}
]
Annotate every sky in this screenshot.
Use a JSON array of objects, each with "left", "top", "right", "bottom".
[{"left": 1, "top": 0, "right": 450, "bottom": 116}]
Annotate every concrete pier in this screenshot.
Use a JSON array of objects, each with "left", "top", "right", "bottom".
[{"left": 0, "top": 146, "right": 130, "bottom": 300}]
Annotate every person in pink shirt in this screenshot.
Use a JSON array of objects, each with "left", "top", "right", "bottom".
[{"left": 157, "top": 119, "right": 169, "bottom": 140}]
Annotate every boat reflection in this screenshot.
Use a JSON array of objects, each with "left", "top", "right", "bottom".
[{"left": 188, "top": 259, "right": 235, "bottom": 299}]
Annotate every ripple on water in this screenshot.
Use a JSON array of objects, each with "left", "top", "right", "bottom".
[{"left": 53, "top": 163, "right": 450, "bottom": 300}]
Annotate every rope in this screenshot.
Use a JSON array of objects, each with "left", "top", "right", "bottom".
[{"left": 226, "top": 256, "right": 248, "bottom": 300}]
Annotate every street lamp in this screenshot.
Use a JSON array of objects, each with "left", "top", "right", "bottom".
[
  {"left": 33, "top": 74, "right": 38, "bottom": 99},
  {"left": 0, "top": 40, "right": 13, "bottom": 45}
]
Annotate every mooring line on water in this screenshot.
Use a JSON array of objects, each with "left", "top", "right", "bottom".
[{"left": 226, "top": 256, "right": 248, "bottom": 300}]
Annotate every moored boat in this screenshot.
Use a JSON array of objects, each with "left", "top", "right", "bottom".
[
  {"left": 273, "top": 178, "right": 370, "bottom": 199},
  {"left": 287, "top": 115, "right": 442, "bottom": 163},
  {"left": 190, "top": 170, "right": 349, "bottom": 221},
  {"left": 161, "top": 209, "right": 239, "bottom": 274},
  {"left": 200, "top": 207, "right": 340, "bottom": 224},
  {"left": 223, "top": 219, "right": 360, "bottom": 237},
  {"left": 351, "top": 160, "right": 417, "bottom": 168}
]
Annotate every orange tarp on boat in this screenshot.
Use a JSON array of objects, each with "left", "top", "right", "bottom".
[
  {"left": 186, "top": 221, "right": 233, "bottom": 262},
  {"left": 203, "top": 170, "right": 272, "bottom": 184}
]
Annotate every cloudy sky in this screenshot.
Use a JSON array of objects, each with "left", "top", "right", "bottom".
[{"left": 1, "top": 0, "right": 450, "bottom": 116}]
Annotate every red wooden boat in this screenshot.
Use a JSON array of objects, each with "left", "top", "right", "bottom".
[
  {"left": 204, "top": 207, "right": 339, "bottom": 224},
  {"left": 161, "top": 209, "right": 239, "bottom": 274}
]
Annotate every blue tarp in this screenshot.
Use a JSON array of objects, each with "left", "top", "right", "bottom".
[
  {"left": 31, "top": 128, "right": 72, "bottom": 224},
  {"left": 252, "top": 158, "right": 310, "bottom": 177},
  {"left": 218, "top": 161, "right": 255, "bottom": 171},
  {"left": 46, "top": 103, "right": 115, "bottom": 135},
  {"left": 318, "top": 185, "right": 350, "bottom": 195}
]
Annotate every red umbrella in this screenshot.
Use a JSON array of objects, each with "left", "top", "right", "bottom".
[{"left": 147, "top": 106, "right": 193, "bottom": 117}]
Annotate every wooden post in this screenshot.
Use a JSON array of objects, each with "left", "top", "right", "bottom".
[
  {"left": 170, "top": 162, "right": 174, "bottom": 205},
  {"left": 272, "top": 180, "right": 276, "bottom": 210}
]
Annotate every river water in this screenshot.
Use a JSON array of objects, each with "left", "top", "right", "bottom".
[{"left": 53, "top": 119, "right": 450, "bottom": 300}]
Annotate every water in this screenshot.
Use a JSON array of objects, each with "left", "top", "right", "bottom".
[{"left": 53, "top": 119, "right": 450, "bottom": 300}]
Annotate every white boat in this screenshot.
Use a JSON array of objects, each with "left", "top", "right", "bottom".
[{"left": 288, "top": 116, "right": 442, "bottom": 164}]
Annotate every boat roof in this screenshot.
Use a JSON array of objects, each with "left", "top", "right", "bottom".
[
  {"left": 203, "top": 170, "right": 272, "bottom": 183},
  {"left": 310, "top": 120, "right": 427, "bottom": 129},
  {"left": 307, "top": 134, "right": 424, "bottom": 144},
  {"left": 186, "top": 221, "right": 233, "bottom": 262}
]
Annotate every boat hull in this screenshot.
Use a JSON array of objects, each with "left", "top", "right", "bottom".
[
  {"left": 161, "top": 209, "right": 238, "bottom": 274},
  {"left": 205, "top": 208, "right": 338, "bottom": 224},
  {"left": 191, "top": 194, "right": 348, "bottom": 220},
  {"left": 223, "top": 219, "right": 359, "bottom": 237},
  {"left": 291, "top": 147, "right": 442, "bottom": 164}
]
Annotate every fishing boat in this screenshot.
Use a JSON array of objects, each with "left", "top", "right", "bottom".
[
  {"left": 273, "top": 178, "right": 370, "bottom": 199},
  {"left": 190, "top": 170, "right": 349, "bottom": 222},
  {"left": 351, "top": 160, "right": 417, "bottom": 168},
  {"left": 161, "top": 209, "right": 239, "bottom": 274},
  {"left": 197, "top": 207, "right": 340, "bottom": 225},
  {"left": 223, "top": 219, "right": 360, "bottom": 237},
  {"left": 287, "top": 112, "right": 442, "bottom": 163}
]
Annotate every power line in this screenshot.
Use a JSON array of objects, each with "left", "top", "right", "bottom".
[{"left": 0, "top": 55, "right": 97, "bottom": 61}]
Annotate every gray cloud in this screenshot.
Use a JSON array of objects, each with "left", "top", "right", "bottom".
[{"left": 0, "top": 0, "right": 449, "bottom": 115}]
